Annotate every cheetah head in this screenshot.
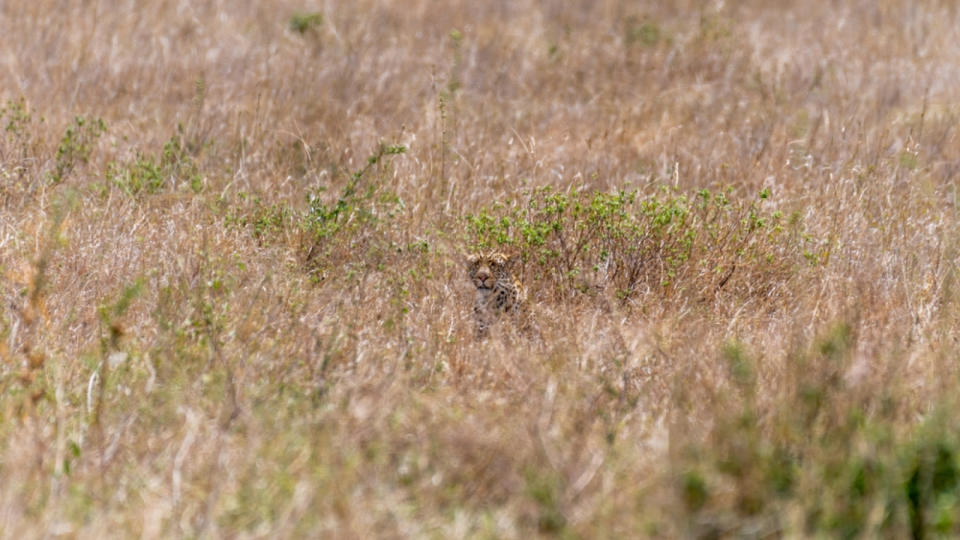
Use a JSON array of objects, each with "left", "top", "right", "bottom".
[{"left": 466, "top": 251, "right": 519, "bottom": 290}]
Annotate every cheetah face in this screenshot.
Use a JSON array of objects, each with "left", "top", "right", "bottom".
[{"left": 466, "top": 252, "right": 516, "bottom": 290}]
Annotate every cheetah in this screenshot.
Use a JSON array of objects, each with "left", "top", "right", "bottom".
[{"left": 465, "top": 251, "right": 527, "bottom": 339}]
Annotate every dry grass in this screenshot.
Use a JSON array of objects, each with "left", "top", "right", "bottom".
[{"left": 2, "top": 0, "right": 960, "bottom": 537}]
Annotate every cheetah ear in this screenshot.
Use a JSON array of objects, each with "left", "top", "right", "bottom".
[{"left": 464, "top": 253, "right": 480, "bottom": 269}]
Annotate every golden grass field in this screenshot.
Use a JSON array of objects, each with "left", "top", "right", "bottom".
[{"left": 3, "top": 0, "right": 960, "bottom": 537}]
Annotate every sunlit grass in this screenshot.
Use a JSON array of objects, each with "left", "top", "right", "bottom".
[{"left": 1, "top": 0, "right": 960, "bottom": 537}]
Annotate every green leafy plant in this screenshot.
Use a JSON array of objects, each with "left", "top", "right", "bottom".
[
  {"left": 2, "top": 97, "right": 32, "bottom": 138},
  {"left": 288, "top": 12, "right": 323, "bottom": 34},
  {"left": 225, "top": 192, "right": 294, "bottom": 246},
  {"left": 0, "top": 98, "right": 43, "bottom": 186},
  {"left": 303, "top": 142, "right": 407, "bottom": 268},
  {"left": 51, "top": 116, "right": 106, "bottom": 184},
  {"left": 106, "top": 127, "right": 201, "bottom": 195},
  {"left": 625, "top": 20, "right": 662, "bottom": 47}
]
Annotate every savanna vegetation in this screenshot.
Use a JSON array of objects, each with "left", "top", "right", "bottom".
[{"left": 2, "top": 0, "right": 960, "bottom": 537}]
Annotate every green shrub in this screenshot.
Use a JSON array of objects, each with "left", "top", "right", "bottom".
[
  {"left": 2, "top": 97, "right": 33, "bottom": 139},
  {"left": 224, "top": 192, "right": 294, "bottom": 246},
  {"left": 107, "top": 128, "right": 201, "bottom": 195},
  {"left": 288, "top": 12, "right": 323, "bottom": 35},
  {"left": 303, "top": 142, "right": 406, "bottom": 269},
  {"left": 466, "top": 186, "right": 813, "bottom": 302},
  {"left": 626, "top": 21, "right": 661, "bottom": 47},
  {"left": 51, "top": 115, "right": 106, "bottom": 184},
  {"left": 0, "top": 98, "right": 42, "bottom": 187}
]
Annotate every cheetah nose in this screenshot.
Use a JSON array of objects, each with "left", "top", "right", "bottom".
[{"left": 475, "top": 271, "right": 493, "bottom": 288}]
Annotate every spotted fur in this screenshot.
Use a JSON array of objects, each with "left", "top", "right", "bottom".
[{"left": 466, "top": 251, "right": 526, "bottom": 339}]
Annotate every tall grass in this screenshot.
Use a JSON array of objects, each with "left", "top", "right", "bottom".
[{"left": 1, "top": 0, "right": 960, "bottom": 537}]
